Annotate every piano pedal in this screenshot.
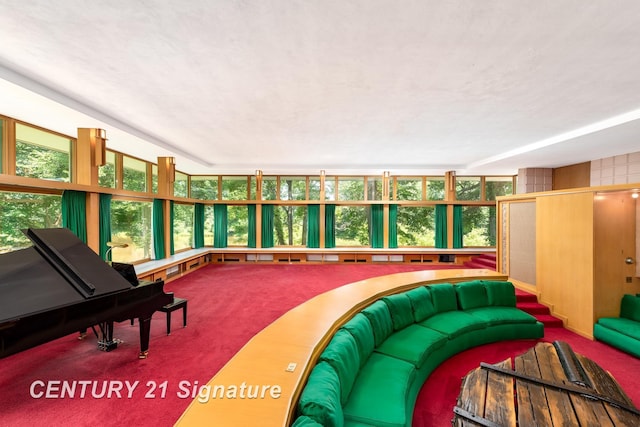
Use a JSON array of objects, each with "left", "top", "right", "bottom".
[
  {"left": 97, "top": 338, "right": 122, "bottom": 352},
  {"left": 138, "top": 350, "right": 149, "bottom": 359}
]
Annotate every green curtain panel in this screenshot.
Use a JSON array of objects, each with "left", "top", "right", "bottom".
[
  {"left": 169, "top": 200, "right": 175, "bottom": 255},
  {"left": 99, "top": 194, "right": 112, "bottom": 260},
  {"left": 388, "top": 204, "right": 398, "bottom": 249},
  {"left": 61, "top": 190, "right": 87, "bottom": 243},
  {"left": 152, "top": 199, "right": 165, "bottom": 259},
  {"left": 435, "top": 204, "right": 448, "bottom": 249},
  {"left": 453, "top": 205, "right": 463, "bottom": 249},
  {"left": 325, "top": 204, "right": 336, "bottom": 249},
  {"left": 213, "top": 204, "right": 228, "bottom": 248},
  {"left": 247, "top": 204, "right": 256, "bottom": 248},
  {"left": 370, "top": 204, "right": 384, "bottom": 248},
  {"left": 307, "top": 204, "right": 320, "bottom": 248},
  {"left": 193, "top": 203, "right": 205, "bottom": 249},
  {"left": 261, "top": 204, "right": 274, "bottom": 248}
]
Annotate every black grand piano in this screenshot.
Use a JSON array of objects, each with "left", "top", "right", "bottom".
[{"left": 0, "top": 227, "right": 173, "bottom": 359}]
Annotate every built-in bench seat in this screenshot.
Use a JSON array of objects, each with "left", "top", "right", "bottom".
[
  {"left": 594, "top": 294, "right": 640, "bottom": 358},
  {"left": 292, "top": 280, "right": 544, "bottom": 427}
]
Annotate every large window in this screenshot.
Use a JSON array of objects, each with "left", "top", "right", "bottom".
[
  {"left": 397, "top": 206, "right": 435, "bottom": 246},
  {"left": 15, "top": 123, "right": 71, "bottom": 182},
  {"left": 174, "top": 171, "right": 188, "bottom": 198},
  {"left": 262, "top": 176, "right": 277, "bottom": 200},
  {"left": 274, "top": 205, "right": 306, "bottom": 246},
  {"left": 456, "top": 176, "right": 481, "bottom": 201},
  {"left": 366, "top": 177, "right": 383, "bottom": 201},
  {"left": 227, "top": 205, "right": 249, "bottom": 245},
  {"left": 485, "top": 177, "right": 514, "bottom": 200},
  {"left": 122, "top": 155, "right": 147, "bottom": 192},
  {"left": 335, "top": 206, "right": 369, "bottom": 246},
  {"left": 110, "top": 199, "right": 152, "bottom": 263},
  {"left": 173, "top": 203, "right": 194, "bottom": 251},
  {"left": 222, "top": 176, "right": 248, "bottom": 200},
  {"left": 461, "top": 206, "right": 495, "bottom": 247},
  {"left": 0, "top": 191, "right": 61, "bottom": 253},
  {"left": 395, "top": 178, "right": 422, "bottom": 201},
  {"left": 309, "top": 177, "right": 321, "bottom": 200},
  {"left": 280, "top": 177, "right": 307, "bottom": 201},
  {"left": 338, "top": 177, "right": 365, "bottom": 201},
  {"left": 191, "top": 176, "right": 218, "bottom": 200},
  {"left": 427, "top": 177, "right": 445, "bottom": 200},
  {"left": 204, "top": 205, "right": 214, "bottom": 246}
]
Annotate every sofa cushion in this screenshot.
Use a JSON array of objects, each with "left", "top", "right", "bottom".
[
  {"left": 597, "top": 317, "right": 640, "bottom": 340},
  {"left": 376, "top": 324, "right": 447, "bottom": 368},
  {"left": 297, "top": 361, "right": 344, "bottom": 427},
  {"left": 484, "top": 281, "right": 517, "bottom": 307},
  {"left": 291, "top": 415, "right": 324, "bottom": 426},
  {"left": 428, "top": 283, "right": 458, "bottom": 312},
  {"left": 340, "top": 313, "right": 375, "bottom": 367},
  {"left": 465, "top": 306, "right": 537, "bottom": 326},
  {"left": 383, "top": 293, "right": 415, "bottom": 331},
  {"left": 343, "top": 352, "right": 416, "bottom": 427},
  {"left": 418, "top": 311, "right": 488, "bottom": 338},
  {"left": 319, "top": 329, "right": 361, "bottom": 404},
  {"left": 405, "top": 286, "right": 436, "bottom": 322},
  {"left": 455, "top": 280, "right": 489, "bottom": 310},
  {"left": 620, "top": 294, "right": 640, "bottom": 322},
  {"left": 361, "top": 300, "right": 394, "bottom": 347}
]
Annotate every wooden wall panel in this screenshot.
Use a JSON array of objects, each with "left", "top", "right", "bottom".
[
  {"left": 537, "top": 192, "right": 594, "bottom": 337},
  {"left": 552, "top": 162, "right": 591, "bottom": 190}
]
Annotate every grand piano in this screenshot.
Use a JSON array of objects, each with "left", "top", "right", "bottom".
[{"left": 0, "top": 227, "right": 174, "bottom": 359}]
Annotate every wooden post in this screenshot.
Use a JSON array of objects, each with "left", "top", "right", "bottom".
[{"left": 77, "top": 128, "right": 106, "bottom": 253}]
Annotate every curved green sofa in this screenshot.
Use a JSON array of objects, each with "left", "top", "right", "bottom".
[
  {"left": 290, "top": 280, "right": 544, "bottom": 427},
  {"left": 594, "top": 294, "right": 640, "bottom": 358}
]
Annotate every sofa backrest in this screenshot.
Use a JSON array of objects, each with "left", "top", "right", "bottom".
[
  {"left": 296, "top": 361, "right": 344, "bottom": 427},
  {"left": 382, "top": 293, "right": 415, "bottom": 331},
  {"left": 455, "top": 280, "right": 489, "bottom": 310},
  {"left": 620, "top": 294, "right": 640, "bottom": 321},
  {"left": 361, "top": 300, "right": 394, "bottom": 347},
  {"left": 428, "top": 283, "right": 458, "bottom": 313},
  {"left": 484, "top": 280, "right": 517, "bottom": 307},
  {"left": 340, "top": 313, "right": 375, "bottom": 368},
  {"left": 405, "top": 286, "right": 436, "bottom": 322},
  {"left": 318, "top": 329, "right": 361, "bottom": 405}
]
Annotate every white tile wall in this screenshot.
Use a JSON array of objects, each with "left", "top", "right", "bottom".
[{"left": 591, "top": 151, "right": 640, "bottom": 186}]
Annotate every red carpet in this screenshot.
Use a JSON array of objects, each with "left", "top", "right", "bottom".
[{"left": 0, "top": 263, "right": 638, "bottom": 427}]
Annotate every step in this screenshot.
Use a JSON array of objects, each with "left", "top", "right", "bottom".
[
  {"left": 463, "top": 261, "right": 496, "bottom": 270},
  {"left": 535, "top": 314, "right": 564, "bottom": 328},
  {"left": 472, "top": 257, "right": 496, "bottom": 268},
  {"left": 517, "top": 302, "right": 551, "bottom": 315},
  {"left": 477, "top": 253, "right": 496, "bottom": 261}
]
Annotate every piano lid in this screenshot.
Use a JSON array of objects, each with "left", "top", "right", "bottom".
[{"left": 0, "top": 228, "right": 134, "bottom": 322}]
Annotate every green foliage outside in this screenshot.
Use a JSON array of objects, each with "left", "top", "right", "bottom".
[{"left": 0, "top": 192, "right": 61, "bottom": 253}]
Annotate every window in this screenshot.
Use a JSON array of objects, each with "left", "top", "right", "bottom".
[
  {"left": 456, "top": 176, "right": 481, "bottom": 201},
  {"left": 461, "top": 206, "right": 495, "bottom": 247},
  {"left": 204, "top": 205, "right": 214, "bottom": 246},
  {"left": 151, "top": 164, "right": 158, "bottom": 194},
  {"left": 261, "top": 176, "right": 277, "bottom": 200},
  {"left": 309, "top": 177, "right": 321, "bottom": 200},
  {"left": 173, "top": 203, "right": 194, "bottom": 251},
  {"left": 280, "top": 177, "right": 307, "bottom": 201},
  {"left": 274, "top": 205, "right": 307, "bottom": 246},
  {"left": 397, "top": 206, "right": 435, "bottom": 246},
  {"left": 122, "top": 156, "right": 147, "bottom": 192},
  {"left": 0, "top": 191, "right": 61, "bottom": 253},
  {"left": 395, "top": 178, "right": 422, "bottom": 201},
  {"left": 366, "top": 177, "right": 383, "bottom": 201},
  {"left": 191, "top": 176, "right": 218, "bottom": 200},
  {"left": 227, "top": 205, "right": 248, "bottom": 245},
  {"left": 222, "top": 176, "right": 248, "bottom": 201},
  {"left": 110, "top": 199, "right": 152, "bottom": 263},
  {"left": 324, "top": 176, "right": 336, "bottom": 201},
  {"left": 335, "top": 206, "right": 369, "bottom": 246},
  {"left": 15, "top": 123, "right": 71, "bottom": 182},
  {"left": 174, "top": 171, "right": 188, "bottom": 198},
  {"left": 338, "top": 177, "right": 364, "bottom": 201},
  {"left": 99, "top": 150, "right": 116, "bottom": 188},
  {"left": 485, "top": 177, "right": 514, "bottom": 200},
  {"left": 426, "top": 177, "right": 445, "bottom": 200}
]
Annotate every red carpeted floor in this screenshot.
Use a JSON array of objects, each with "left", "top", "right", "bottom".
[{"left": 1, "top": 263, "right": 638, "bottom": 427}]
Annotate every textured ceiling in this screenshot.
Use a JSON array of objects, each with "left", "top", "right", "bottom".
[{"left": 1, "top": 1, "right": 640, "bottom": 176}]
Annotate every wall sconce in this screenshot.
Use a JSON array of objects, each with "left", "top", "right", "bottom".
[
  {"left": 104, "top": 242, "right": 129, "bottom": 262},
  {"left": 383, "top": 171, "right": 390, "bottom": 178},
  {"left": 320, "top": 170, "right": 325, "bottom": 177},
  {"left": 632, "top": 192, "right": 639, "bottom": 199},
  {"left": 93, "top": 128, "right": 107, "bottom": 167},
  {"left": 256, "top": 170, "right": 263, "bottom": 178}
]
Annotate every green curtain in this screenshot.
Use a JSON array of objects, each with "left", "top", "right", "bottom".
[
  {"left": 388, "top": 204, "right": 398, "bottom": 249},
  {"left": 247, "top": 204, "right": 256, "bottom": 248},
  {"left": 99, "top": 194, "right": 112, "bottom": 260},
  {"left": 435, "top": 204, "right": 448, "bottom": 249},
  {"left": 213, "top": 204, "right": 228, "bottom": 248},
  {"left": 370, "top": 204, "right": 384, "bottom": 248},
  {"left": 169, "top": 200, "right": 175, "bottom": 255},
  {"left": 325, "top": 204, "right": 336, "bottom": 249},
  {"left": 307, "top": 204, "right": 320, "bottom": 248},
  {"left": 61, "top": 190, "right": 87, "bottom": 243},
  {"left": 261, "top": 204, "right": 274, "bottom": 248},
  {"left": 152, "top": 199, "right": 165, "bottom": 259},
  {"left": 193, "top": 203, "right": 205, "bottom": 249},
  {"left": 453, "top": 205, "right": 463, "bottom": 249}
]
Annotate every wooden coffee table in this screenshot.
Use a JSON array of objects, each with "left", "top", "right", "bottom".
[{"left": 454, "top": 341, "right": 640, "bottom": 426}]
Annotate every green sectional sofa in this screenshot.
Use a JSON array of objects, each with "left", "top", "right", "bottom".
[
  {"left": 291, "top": 280, "right": 544, "bottom": 427},
  {"left": 594, "top": 294, "right": 640, "bottom": 358}
]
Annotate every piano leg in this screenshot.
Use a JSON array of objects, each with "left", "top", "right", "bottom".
[{"left": 138, "top": 315, "right": 152, "bottom": 359}]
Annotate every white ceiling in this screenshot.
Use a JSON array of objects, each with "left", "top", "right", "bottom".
[{"left": 1, "top": 1, "right": 640, "bottom": 176}]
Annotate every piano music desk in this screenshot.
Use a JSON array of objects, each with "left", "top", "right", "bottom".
[{"left": 159, "top": 297, "right": 188, "bottom": 335}]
